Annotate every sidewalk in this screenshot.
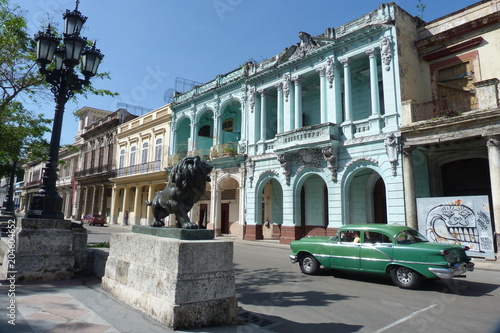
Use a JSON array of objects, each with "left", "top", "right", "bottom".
[
  {"left": 0, "top": 274, "right": 273, "bottom": 333},
  {"left": 0, "top": 234, "right": 497, "bottom": 333}
]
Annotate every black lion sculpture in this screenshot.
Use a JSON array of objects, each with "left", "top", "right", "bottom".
[{"left": 145, "top": 156, "right": 213, "bottom": 229}]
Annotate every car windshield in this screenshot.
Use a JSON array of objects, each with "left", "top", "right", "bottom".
[{"left": 395, "top": 230, "right": 428, "bottom": 244}]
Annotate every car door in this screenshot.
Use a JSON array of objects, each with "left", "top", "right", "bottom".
[
  {"left": 330, "top": 230, "right": 361, "bottom": 270},
  {"left": 359, "top": 231, "right": 394, "bottom": 273}
]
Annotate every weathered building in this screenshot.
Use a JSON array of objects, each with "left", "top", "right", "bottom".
[
  {"left": 74, "top": 107, "right": 136, "bottom": 221},
  {"left": 400, "top": 0, "right": 500, "bottom": 255},
  {"left": 108, "top": 105, "right": 172, "bottom": 226}
]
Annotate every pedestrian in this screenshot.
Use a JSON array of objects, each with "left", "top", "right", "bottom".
[{"left": 124, "top": 210, "right": 129, "bottom": 226}]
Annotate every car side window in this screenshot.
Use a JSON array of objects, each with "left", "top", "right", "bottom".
[
  {"left": 340, "top": 231, "right": 360, "bottom": 243},
  {"left": 363, "top": 231, "right": 391, "bottom": 244}
]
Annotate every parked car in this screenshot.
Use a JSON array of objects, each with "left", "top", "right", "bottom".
[
  {"left": 289, "top": 224, "right": 474, "bottom": 289},
  {"left": 82, "top": 214, "right": 106, "bottom": 226}
]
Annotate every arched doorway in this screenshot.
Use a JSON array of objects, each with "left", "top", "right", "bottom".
[
  {"left": 346, "top": 168, "right": 386, "bottom": 224},
  {"left": 296, "top": 174, "right": 328, "bottom": 238},
  {"left": 218, "top": 177, "right": 240, "bottom": 235},
  {"left": 260, "top": 178, "right": 283, "bottom": 239}
]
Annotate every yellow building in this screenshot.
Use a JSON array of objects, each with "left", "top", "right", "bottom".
[{"left": 109, "top": 105, "right": 172, "bottom": 226}]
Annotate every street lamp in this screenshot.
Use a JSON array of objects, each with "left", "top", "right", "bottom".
[{"left": 26, "top": 0, "right": 103, "bottom": 219}]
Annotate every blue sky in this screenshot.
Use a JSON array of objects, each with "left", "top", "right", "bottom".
[{"left": 15, "top": 0, "right": 476, "bottom": 145}]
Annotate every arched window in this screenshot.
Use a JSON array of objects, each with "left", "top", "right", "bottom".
[
  {"left": 99, "top": 141, "right": 105, "bottom": 166},
  {"left": 142, "top": 142, "right": 149, "bottom": 164},
  {"left": 130, "top": 146, "right": 137, "bottom": 166},
  {"left": 119, "top": 149, "right": 125, "bottom": 169},
  {"left": 90, "top": 143, "right": 96, "bottom": 168},
  {"left": 155, "top": 138, "right": 163, "bottom": 161}
]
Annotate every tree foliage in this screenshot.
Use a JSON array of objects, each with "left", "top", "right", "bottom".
[
  {"left": 0, "top": 0, "right": 51, "bottom": 177},
  {"left": 0, "top": 0, "right": 117, "bottom": 178}
]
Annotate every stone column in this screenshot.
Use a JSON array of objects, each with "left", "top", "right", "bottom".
[
  {"left": 82, "top": 187, "right": 89, "bottom": 218},
  {"left": 367, "top": 49, "right": 380, "bottom": 117},
  {"left": 487, "top": 137, "right": 500, "bottom": 253},
  {"left": 403, "top": 147, "right": 417, "bottom": 229},
  {"left": 122, "top": 186, "right": 130, "bottom": 225},
  {"left": 317, "top": 66, "right": 328, "bottom": 123},
  {"left": 146, "top": 184, "right": 154, "bottom": 225},
  {"left": 109, "top": 185, "right": 119, "bottom": 224},
  {"left": 132, "top": 186, "right": 142, "bottom": 225},
  {"left": 275, "top": 83, "right": 284, "bottom": 134},
  {"left": 341, "top": 58, "right": 352, "bottom": 122},
  {"left": 210, "top": 183, "right": 222, "bottom": 236},
  {"left": 258, "top": 89, "right": 267, "bottom": 141},
  {"left": 189, "top": 117, "right": 197, "bottom": 152},
  {"left": 292, "top": 76, "right": 302, "bottom": 129},
  {"left": 340, "top": 57, "right": 353, "bottom": 139},
  {"left": 238, "top": 184, "right": 245, "bottom": 239}
]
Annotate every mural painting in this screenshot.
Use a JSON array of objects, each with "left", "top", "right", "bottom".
[{"left": 417, "top": 196, "right": 495, "bottom": 259}]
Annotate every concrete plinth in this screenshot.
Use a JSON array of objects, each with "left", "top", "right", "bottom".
[
  {"left": 101, "top": 232, "right": 238, "bottom": 330},
  {"left": 1, "top": 218, "right": 88, "bottom": 281}
]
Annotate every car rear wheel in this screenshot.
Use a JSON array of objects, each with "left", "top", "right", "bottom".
[
  {"left": 390, "top": 266, "right": 422, "bottom": 289},
  {"left": 299, "top": 254, "right": 320, "bottom": 275}
]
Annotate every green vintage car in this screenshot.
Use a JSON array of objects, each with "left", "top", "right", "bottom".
[{"left": 289, "top": 224, "right": 474, "bottom": 289}]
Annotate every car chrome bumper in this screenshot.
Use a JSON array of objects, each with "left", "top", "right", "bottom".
[
  {"left": 289, "top": 254, "right": 298, "bottom": 264},
  {"left": 429, "top": 262, "right": 475, "bottom": 279}
]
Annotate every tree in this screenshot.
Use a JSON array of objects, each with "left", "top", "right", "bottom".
[
  {"left": 0, "top": 0, "right": 116, "bottom": 178},
  {"left": 0, "top": 0, "right": 51, "bottom": 176}
]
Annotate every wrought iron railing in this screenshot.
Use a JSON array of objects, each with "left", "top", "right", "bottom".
[
  {"left": 115, "top": 160, "right": 166, "bottom": 177},
  {"left": 74, "top": 164, "right": 115, "bottom": 178},
  {"left": 411, "top": 96, "right": 478, "bottom": 122}
]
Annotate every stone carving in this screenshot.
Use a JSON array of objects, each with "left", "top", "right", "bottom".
[
  {"left": 296, "top": 149, "right": 323, "bottom": 174},
  {"left": 246, "top": 156, "right": 255, "bottom": 188},
  {"left": 145, "top": 156, "right": 213, "bottom": 229},
  {"left": 385, "top": 132, "right": 399, "bottom": 176},
  {"left": 277, "top": 154, "right": 291, "bottom": 186},
  {"left": 290, "top": 31, "right": 318, "bottom": 60},
  {"left": 248, "top": 87, "right": 255, "bottom": 113},
  {"left": 326, "top": 56, "right": 334, "bottom": 88},
  {"left": 380, "top": 36, "right": 392, "bottom": 71},
  {"left": 322, "top": 147, "right": 338, "bottom": 182},
  {"left": 283, "top": 74, "right": 290, "bottom": 102}
]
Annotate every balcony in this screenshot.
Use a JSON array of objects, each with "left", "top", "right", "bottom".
[
  {"left": 115, "top": 160, "right": 167, "bottom": 178},
  {"left": 273, "top": 123, "right": 338, "bottom": 153},
  {"left": 74, "top": 164, "right": 116, "bottom": 179},
  {"left": 410, "top": 96, "right": 478, "bottom": 122},
  {"left": 405, "top": 78, "right": 499, "bottom": 124}
]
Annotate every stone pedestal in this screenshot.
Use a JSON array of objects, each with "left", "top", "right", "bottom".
[
  {"left": 1, "top": 218, "right": 88, "bottom": 281},
  {"left": 101, "top": 232, "right": 238, "bottom": 330}
]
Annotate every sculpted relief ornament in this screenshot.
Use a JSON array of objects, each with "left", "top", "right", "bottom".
[
  {"left": 385, "top": 132, "right": 399, "bottom": 176},
  {"left": 283, "top": 74, "right": 290, "bottom": 102},
  {"left": 290, "top": 31, "right": 319, "bottom": 61},
  {"left": 326, "top": 56, "right": 334, "bottom": 88},
  {"left": 277, "top": 154, "right": 291, "bottom": 185},
  {"left": 322, "top": 147, "right": 338, "bottom": 182},
  {"left": 248, "top": 87, "right": 255, "bottom": 113},
  {"left": 380, "top": 36, "right": 392, "bottom": 71}
]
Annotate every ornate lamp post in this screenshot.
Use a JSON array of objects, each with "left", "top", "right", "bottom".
[{"left": 26, "top": 0, "right": 103, "bottom": 219}]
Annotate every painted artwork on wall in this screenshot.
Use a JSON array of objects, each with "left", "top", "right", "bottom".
[{"left": 417, "top": 196, "right": 495, "bottom": 259}]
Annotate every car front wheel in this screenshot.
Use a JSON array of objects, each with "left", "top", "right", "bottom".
[
  {"left": 299, "top": 254, "right": 320, "bottom": 275},
  {"left": 390, "top": 266, "right": 422, "bottom": 289}
]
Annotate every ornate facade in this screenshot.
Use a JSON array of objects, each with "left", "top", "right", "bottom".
[{"left": 170, "top": 3, "right": 417, "bottom": 243}]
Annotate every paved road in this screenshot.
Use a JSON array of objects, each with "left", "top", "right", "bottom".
[
  {"left": 85, "top": 225, "right": 500, "bottom": 332},
  {"left": 233, "top": 242, "right": 500, "bottom": 333}
]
